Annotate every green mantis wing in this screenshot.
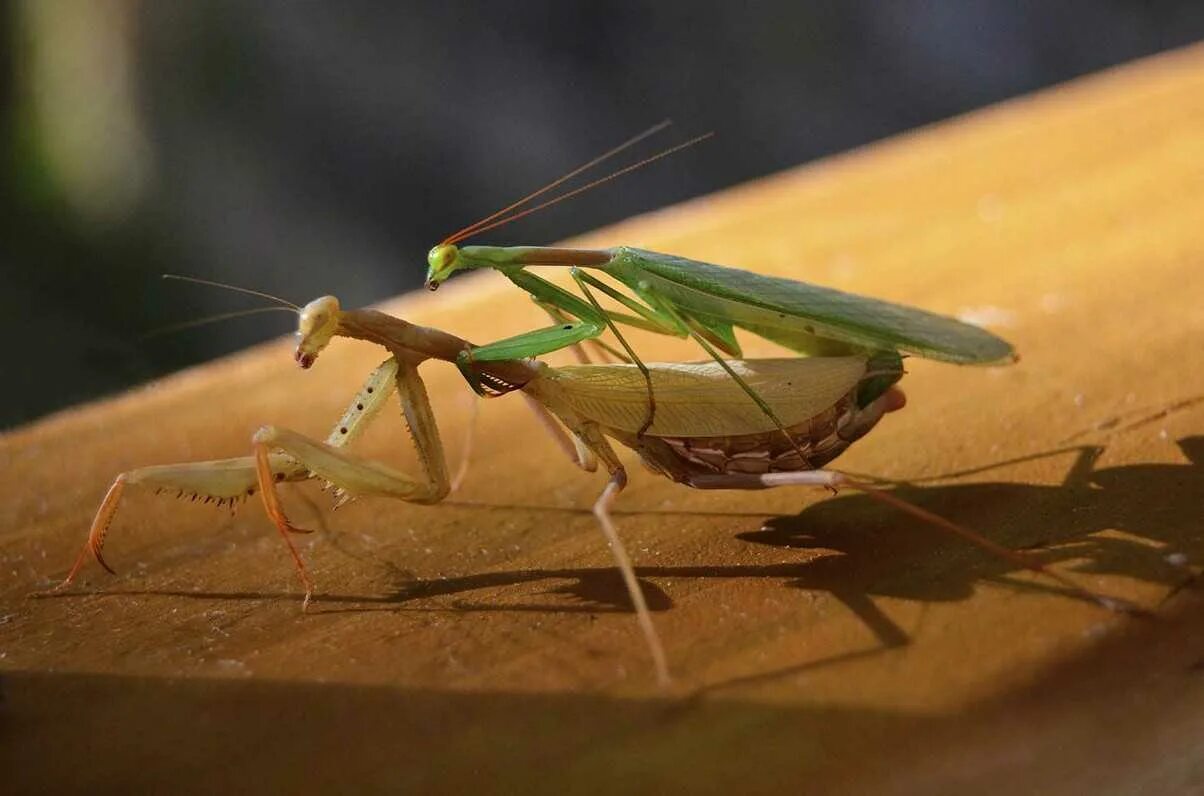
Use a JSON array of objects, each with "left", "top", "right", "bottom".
[{"left": 610, "top": 248, "right": 1015, "bottom": 365}]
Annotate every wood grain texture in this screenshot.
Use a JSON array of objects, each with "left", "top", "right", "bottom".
[{"left": 4, "top": 45, "right": 1204, "bottom": 793}]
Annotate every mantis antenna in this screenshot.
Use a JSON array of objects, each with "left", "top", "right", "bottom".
[
  {"left": 161, "top": 273, "right": 300, "bottom": 310},
  {"left": 141, "top": 306, "right": 298, "bottom": 339},
  {"left": 443, "top": 128, "right": 714, "bottom": 246},
  {"left": 442, "top": 119, "right": 674, "bottom": 245}
]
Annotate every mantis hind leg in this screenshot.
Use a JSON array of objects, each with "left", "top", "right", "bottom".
[
  {"left": 592, "top": 467, "right": 672, "bottom": 686},
  {"left": 687, "top": 470, "right": 1143, "bottom": 615},
  {"left": 555, "top": 420, "right": 669, "bottom": 684}
]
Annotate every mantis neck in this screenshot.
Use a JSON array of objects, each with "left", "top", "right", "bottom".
[
  {"left": 459, "top": 245, "right": 613, "bottom": 269},
  {"left": 337, "top": 308, "right": 540, "bottom": 386}
]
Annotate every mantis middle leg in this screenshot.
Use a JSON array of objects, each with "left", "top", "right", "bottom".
[
  {"left": 532, "top": 414, "right": 671, "bottom": 685},
  {"left": 459, "top": 269, "right": 685, "bottom": 366},
  {"left": 532, "top": 297, "right": 627, "bottom": 364}
]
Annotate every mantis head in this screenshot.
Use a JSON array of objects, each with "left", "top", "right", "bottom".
[
  {"left": 295, "top": 295, "right": 341, "bottom": 368},
  {"left": 425, "top": 244, "right": 461, "bottom": 290}
]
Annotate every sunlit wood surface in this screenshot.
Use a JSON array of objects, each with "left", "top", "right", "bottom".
[{"left": 5, "top": 45, "right": 1204, "bottom": 793}]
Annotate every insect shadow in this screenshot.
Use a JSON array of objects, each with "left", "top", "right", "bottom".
[
  {"left": 738, "top": 436, "right": 1204, "bottom": 645},
  {"left": 300, "top": 436, "right": 1203, "bottom": 646},
  {"left": 88, "top": 438, "right": 1202, "bottom": 665}
]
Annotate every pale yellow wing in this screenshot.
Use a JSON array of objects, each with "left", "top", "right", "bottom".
[{"left": 542, "top": 357, "right": 869, "bottom": 437}]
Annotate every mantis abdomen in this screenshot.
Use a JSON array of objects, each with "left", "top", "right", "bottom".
[
  {"left": 527, "top": 355, "right": 904, "bottom": 478},
  {"left": 527, "top": 356, "right": 884, "bottom": 437}
]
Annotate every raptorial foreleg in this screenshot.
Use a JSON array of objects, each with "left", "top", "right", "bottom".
[
  {"left": 52, "top": 452, "right": 306, "bottom": 590},
  {"left": 51, "top": 358, "right": 402, "bottom": 591},
  {"left": 250, "top": 359, "right": 452, "bottom": 606}
]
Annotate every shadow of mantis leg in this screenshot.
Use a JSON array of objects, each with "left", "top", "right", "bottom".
[
  {"left": 1062, "top": 445, "right": 1105, "bottom": 489},
  {"left": 49, "top": 358, "right": 402, "bottom": 593},
  {"left": 687, "top": 470, "right": 1143, "bottom": 614},
  {"left": 251, "top": 360, "right": 452, "bottom": 607}
]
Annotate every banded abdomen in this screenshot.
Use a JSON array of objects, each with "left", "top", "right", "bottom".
[{"left": 525, "top": 355, "right": 904, "bottom": 482}]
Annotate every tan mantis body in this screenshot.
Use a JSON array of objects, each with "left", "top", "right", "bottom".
[{"left": 54, "top": 297, "right": 1127, "bottom": 685}]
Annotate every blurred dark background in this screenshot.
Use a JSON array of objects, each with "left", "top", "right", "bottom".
[{"left": 3, "top": 1, "right": 1203, "bottom": 429}]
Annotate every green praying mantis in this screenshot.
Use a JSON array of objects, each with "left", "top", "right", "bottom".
[
  {"left": 423, "top": 124, "right": 1014, "bottom": 448},
  {"left": 48, "top": 126, "right": 1136, "bottom": 685}
]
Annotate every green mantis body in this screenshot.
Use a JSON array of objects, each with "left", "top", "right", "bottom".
[
  {"left": 425, "top": 121, "right": 1013, "bottom": 380},
  {"left": 422, "top": 124, "right": 1014, "bottom": 466},
  {"left": 424, "top": 244, "right": 1015, "bottom": 442},
  {"left": 53, "top": 296, "right": 1127, "bottom": 686},
  {"left": 426, "top": 244, "right": 1014, "bottom": 365}
]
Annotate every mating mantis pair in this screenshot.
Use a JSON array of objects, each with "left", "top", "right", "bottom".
[
  {"left": 50, "top": 127, "right": 1134, "bottom": 685},
  {"left": 53, "top": 291, "right": 1125, "bottom": 686}
]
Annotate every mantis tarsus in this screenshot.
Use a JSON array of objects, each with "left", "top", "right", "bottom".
[{"left": 50, "top": 294, "right": 1133, "bottom": 686}]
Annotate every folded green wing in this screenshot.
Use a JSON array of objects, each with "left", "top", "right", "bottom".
[{"left": 611, "top": 248, "right": 1015, "bottom": 364}]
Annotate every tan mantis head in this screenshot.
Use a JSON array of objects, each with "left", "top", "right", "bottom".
[{"left": 295, "top": 295, "right": 341, "bottom": 368}]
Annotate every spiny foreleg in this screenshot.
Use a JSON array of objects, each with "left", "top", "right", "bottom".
[
  {"left": 49, "top": 358, "right": 402, "bottom": 592},
  {"left": 250, "top": 360, "right": 452, "bottom": 606},
  {"left": 52, "top": 453, "right": 306, "bottom": 590}
]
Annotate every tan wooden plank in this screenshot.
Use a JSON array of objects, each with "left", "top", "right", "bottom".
[{"left": 4, "top": 44, "right": 1204, "bottom": 793}]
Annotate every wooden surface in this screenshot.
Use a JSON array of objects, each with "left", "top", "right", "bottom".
[{"left": 5, "top": 46, "right": 1204, "bottom": 793}]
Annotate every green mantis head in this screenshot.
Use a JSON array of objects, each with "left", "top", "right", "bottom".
[
  {"left": 425, "top": 244, "right": 462, "bottom": 290},
  {"left": 295, "top": 295, "right": 342, "bottom": 368}
]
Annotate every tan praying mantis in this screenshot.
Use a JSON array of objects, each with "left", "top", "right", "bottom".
[{"left": 49, "top": 290, "right": 1134, "bottom": 686}]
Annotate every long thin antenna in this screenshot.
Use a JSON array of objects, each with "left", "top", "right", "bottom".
[
  {"left": 440, "top": 120, "right": 674, "bottom": 246},
  {"left": 447, "top": 132, "right": 714, "bottom": 244},
  {"left": 162, "top": 274, "right": 299, "bottom": 310},
  {"left": 142, "top": 306, "right": 298, "bottom": 339}
]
